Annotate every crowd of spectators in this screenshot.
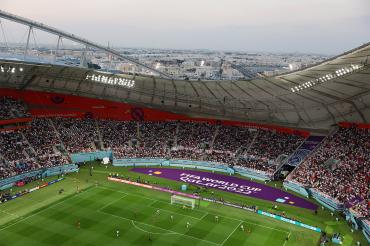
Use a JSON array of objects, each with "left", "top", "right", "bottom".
[
  {"left": 99, "top": 119, "right": 137, "bottom": 150},
  {"left": 234, "top": 158, "right": 275, "bottom": 174},
  {"left": 248, "top": 130, "right": 304, "bottom": 160},
  {"left": 351, "top": 200, "right": 369, "bottom": 218},
  {"left": 170, "top": 149, "right": 205, "bottom": 161},
  {"left": 0, "top": 116, "right": 305, "bottom": 180},
  {"left": 24, "top": 118, "right": 69, "bottom": 168},
  {"left": 0, "top": 97, "right": 367, "bottom": 218},
  {"left": 53, "top": 118, "right": 99, "bottom": 153},
  {"left": 204, "top": 150, "right": 236, "bottom": 165},
  {"left": 233, "top": 130, "right": 304, "bottom": 174},
  {"left": 0, "top": 97, "right": 30, "bottom": 120},
  {"left": 1, "top": 118, "right": 305, "bottom": 178},
  {"left": 0, "top": 114, "right": 368, "bottom": 219},
  {"left": 289, "top": 127, "right": 369, "bottom": 217},
  {"left": 177, "top": 122, "right": 216, "bottom": 149},
  {"left": 0, "top": 131, "right": 38, "bottom": 178},
  {"left": 138, "top": 121, "right": 177, "bottom": 152},
  {"left": 213, "top": 126, "right": 254, "bottom": 152},
  {"left": 0, "top": 117, "right": 71, "bottom": 179}
]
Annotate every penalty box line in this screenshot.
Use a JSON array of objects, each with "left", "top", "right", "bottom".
[
  {"left": 130, "top": 220, "right": 176, "bottom": 235},
  {"left": 97, "top": 186, "right": 209, "bottom": 220},
  {"left": 220, "top": 221, "right": 242, "bottom": 246},
  {"left": 98, "top": 186, "right": 291, "bottom": 235},
  {"left": 97, "top": 209, "right": 219, "bottom": 246},
  {"left": 97, "top": 193, "right": 129, "bottom": 212},
  {"left": 98, "top": 186, "right": 289, "bottom": 234}
]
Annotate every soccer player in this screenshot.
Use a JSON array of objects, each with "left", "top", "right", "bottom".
[
  {"left": 116, "top": 229, "right": 120, "bottom": 238},
  {"left": 170, "top": 215, "right": 174, "bottom": 222},
  {"left": 215, "top": 215, "right": 219, "bottom": 223},
  {"left": 240, "top": 224, "right": 244, "bottom": 232},
  {"left": 186, "top": 222, "right": 190, "bottom": 229},
  {"left": 156, "top": 209, "right": 160, "bottom": 216}
]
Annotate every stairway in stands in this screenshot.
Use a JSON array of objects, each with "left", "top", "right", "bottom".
[
  {"left": 48, "top": 118, "right": 69, "bottom": 156},
  {"left": 94, "top": 119, "right": 104, "bottom": 150}
]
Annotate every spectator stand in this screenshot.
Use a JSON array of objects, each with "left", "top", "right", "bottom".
[{"left": 0, "top": 164, "right": 79, "bottom": 190}]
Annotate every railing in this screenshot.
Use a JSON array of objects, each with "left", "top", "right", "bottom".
[{"left": 0, "top": 164, "right": 78, "bottom": 190}]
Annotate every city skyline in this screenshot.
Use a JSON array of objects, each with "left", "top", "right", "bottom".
[{"left": 1, "top": 0, "right": 370, "bottom": 54}]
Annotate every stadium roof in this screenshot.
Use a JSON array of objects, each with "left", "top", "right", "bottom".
[
  {"left": 1, "top": 43, "right": 369, "bottom": 132},
  {"left": 0, "top": 10, "right": 369, "bottom": 131}
]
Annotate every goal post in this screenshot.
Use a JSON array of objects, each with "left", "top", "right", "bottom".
[{"left": 171, "top": 195, "right": 196, "bottom": 209}]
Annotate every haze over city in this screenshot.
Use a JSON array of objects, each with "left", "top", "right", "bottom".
[{"left": 2, "top": 0, "right": 370, "bottom": 54}]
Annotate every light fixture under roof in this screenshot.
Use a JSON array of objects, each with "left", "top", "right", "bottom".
[{"left": 290, "top": 64, "right": 364, "bottom": 93}]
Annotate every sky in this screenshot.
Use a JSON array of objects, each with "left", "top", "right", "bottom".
[{"left": 1, "top": 0, "right": 370, "bottom": 54}]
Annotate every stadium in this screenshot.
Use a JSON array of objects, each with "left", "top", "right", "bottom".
[{"left": 0, "top": 3, "right": 369, "bottom": 246}]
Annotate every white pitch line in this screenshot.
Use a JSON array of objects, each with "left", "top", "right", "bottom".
[
  {"left": 205, "top": 211, "right": 289, "bottom": 234},
  {"left": 98, "top": 186, "right": 158, "bottom": 202},
  {"left": 220, "top": 221, "right": 242, "bottom": 246},
  {"left": 98, "top": 186, "right": 213, "bottom": 221},
  {"left": 0, "top": 187, "right": 96, "bottom": 232},
  {"left": 199, "top": 212, "right": 209, "bottom": 220},
  {"left": 98, "top": 186, "right": 289, "bottom": 234},
  {"left": 0, "top": 210, "right": 21, "bottom": 218},
  {"left": 148, "top": 199, "right": 159, "bottom": 207},
  {"left": 130, "top": 220, "right": 176, "bottom": 235},
  {"left": 100, "top": 190, "right": 207, "bottom": 221},
  {"left": 97, "top": 186, "right": 128, "bottom": 195},
  {"left": 98, "top": 210, "right": 219, "bottom": 246},
  {"left": 242, "top": 220, "right": 289, "bottom": 234},
  {"left": 98, "top": 185, "right": 292, "bottom": 241},
  {"left": 97, "top": 193, "right": 128, "bottom": 212},
  {"left": 148, "top": 205, "right": 204, "bottom": 221},
  {"left": 282, "top": 231, "right": 291, "bottom": 246}
]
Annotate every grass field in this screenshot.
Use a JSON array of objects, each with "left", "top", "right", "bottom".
[{"left": 0, "top": 163, "right": 367, "bottom": 246}]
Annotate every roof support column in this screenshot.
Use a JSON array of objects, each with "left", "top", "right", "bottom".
[
  {"left": 24, "top": 26, "right": 32, "bottom": 60},
  {"left": 53, "top": 35, "right": 62, "bottom": 64}
]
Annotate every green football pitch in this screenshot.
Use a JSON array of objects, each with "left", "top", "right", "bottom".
[{"left": 0, "top": 164, "right": 367, "bottom": 246}]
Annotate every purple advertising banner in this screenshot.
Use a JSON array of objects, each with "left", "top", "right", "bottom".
[
  {"left": 131, "top": 168, "right": 318, "bottom": 210},
  {"left": 286, "top": 136, "right": 325, "bottom": 166},
  {"left": 345, "top": 196, "right": 364, "bottom": 208}
]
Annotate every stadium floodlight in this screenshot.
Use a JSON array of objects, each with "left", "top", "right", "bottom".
[
  {"left": 85, "top": 73, "right": 135, "bottom": 88},
  {"left": 290, "top": 64, "right": 364, "bottom": 93}
]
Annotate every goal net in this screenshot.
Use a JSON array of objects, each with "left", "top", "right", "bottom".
[{"left": 171, "top": 195, "right": 196, "bottom": 209}]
